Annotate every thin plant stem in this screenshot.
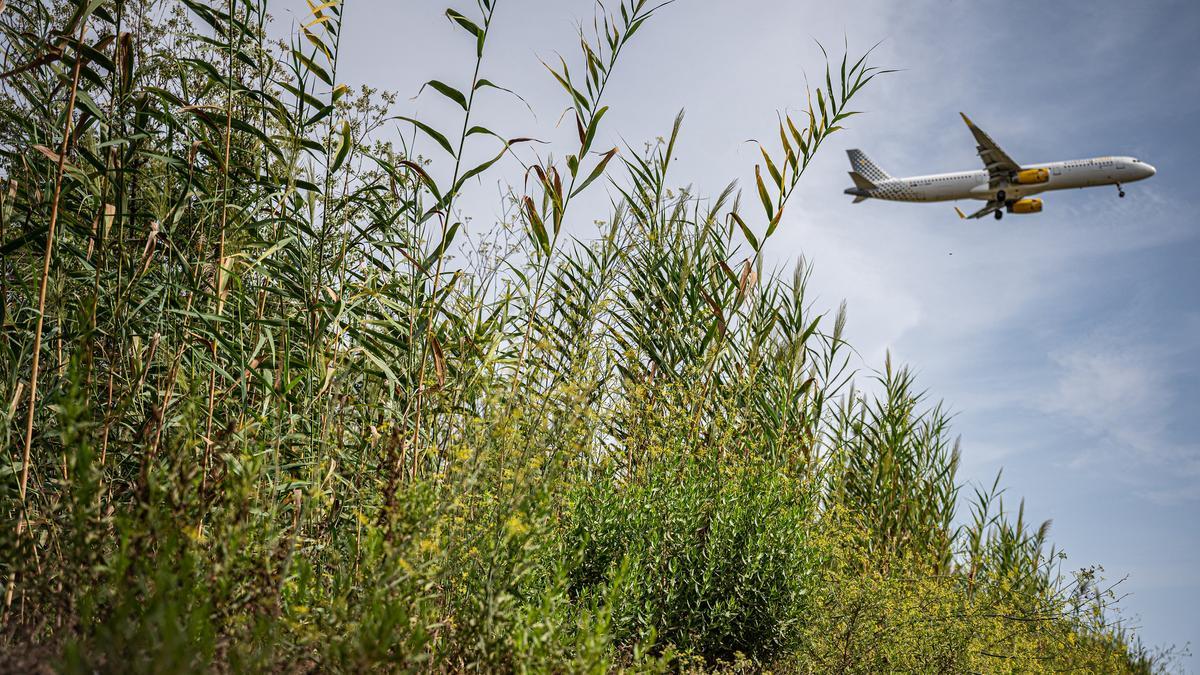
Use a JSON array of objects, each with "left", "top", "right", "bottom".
[{"left": 8, "top": 12, "right": 90, "bottom": 611}]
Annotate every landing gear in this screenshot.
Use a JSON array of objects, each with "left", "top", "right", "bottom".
[
  {"left": 994, "top": 209, "right": 1003, "bottom": 221},
  {"left": 1117, "top": 183, "right": 1125, "bottom": 198},
  {"left": 996, "top": 189, "right": 1007, "bottom": 203}
]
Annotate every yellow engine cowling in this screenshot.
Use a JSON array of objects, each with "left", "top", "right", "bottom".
[
  {"left": 1010, "top": 198, "right": 1043, "bottom": 214},
  {"left": 1013, "top": 168, "right": 1049, "bottom": 185}
]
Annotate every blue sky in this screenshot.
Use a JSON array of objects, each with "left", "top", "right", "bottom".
[{"left": 312, "top": 0, "right": 1200, "bottom": 664}]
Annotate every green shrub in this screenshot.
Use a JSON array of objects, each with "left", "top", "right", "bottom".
[{"left": 564, "top": 457, "right": 818, "bottom": 661}]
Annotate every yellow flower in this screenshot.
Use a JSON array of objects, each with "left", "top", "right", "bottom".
[{"left": 505, "top": 514, "right": 529, "bottom": 538}]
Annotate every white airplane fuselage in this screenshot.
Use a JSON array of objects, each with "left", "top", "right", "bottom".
[{"left": 854, "top": 156, "right": 1156, "bottom": 204}]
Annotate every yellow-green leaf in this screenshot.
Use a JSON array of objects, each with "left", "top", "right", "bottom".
[
  {"left": 755, "top": 166, "right": 774, "bottom": 221},
  {"left": 330, "top": 119, "right": 351, "bottom": 173}
]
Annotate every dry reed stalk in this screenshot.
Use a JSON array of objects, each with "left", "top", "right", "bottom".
[
  {"left": 203, "top": 0, "right": 241, "bottom": 506},
  {"left": 8, "top": 13, "right": 89, "bottom": 611}
]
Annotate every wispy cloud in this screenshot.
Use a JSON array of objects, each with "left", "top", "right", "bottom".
[
  {"left": 1044, "top": 317, "right": 1200, "bottom": 498},
  {"left": 1048, "top": 333, "right": 1174, "bottom": 456}
]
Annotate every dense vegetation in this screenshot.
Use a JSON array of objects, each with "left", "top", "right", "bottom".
[{"left": 0, "top": 0, "right": 1172, "bottom": 671}]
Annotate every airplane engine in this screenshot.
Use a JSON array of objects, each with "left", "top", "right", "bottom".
[
  {"left": 1012, "top": 168, "right": 1049, "bottom": 185},
  {"left": 1009, "top": 198, "right": 1043, "bottom": 214}
]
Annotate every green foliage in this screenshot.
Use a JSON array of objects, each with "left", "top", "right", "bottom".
[
  {"left": 0, "top": 0, "right": 1178, "bottom": 671},
  {"left": 564, "top": 456, "right": 817, "bottom": 661}
]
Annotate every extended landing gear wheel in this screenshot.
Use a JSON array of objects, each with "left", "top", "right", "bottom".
[
  {"left": 1117, "top": 183, "right": 1125, "bottom": 198},
  {"left": 996, "top": 189, "right": 1007, "bottom": 202},
  {"left": 994, "top": 210, "right": 1003, "bottom": 221}
]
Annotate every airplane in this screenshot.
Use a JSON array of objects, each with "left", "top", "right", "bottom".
[{"left": 843, "top": 113, "right": 1156, "bottom": 220}]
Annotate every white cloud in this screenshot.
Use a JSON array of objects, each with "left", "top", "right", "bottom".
[
  {"left": 1040, "top": 319, "right": 1200, "bottom": 503},
  {"left": 1047, "top": 335, "right": 1172, "bottom": 456}
]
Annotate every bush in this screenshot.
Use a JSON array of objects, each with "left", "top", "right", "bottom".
[{"left": 564, "top": 456, "right": 817, "bottom": 661}]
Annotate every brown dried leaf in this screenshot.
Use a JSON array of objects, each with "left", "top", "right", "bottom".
[
  {"left": 429, "top": 334, "right": 446, "bottom": 388},
  {"left": 32, "top": 144, "right": 62, "bottom": 164}
]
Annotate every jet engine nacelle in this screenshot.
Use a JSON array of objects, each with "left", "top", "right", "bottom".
[
  {"left": 1012, "top": 168, "right": 1049, "bottom": 185},
  {"left": 1009, "top": 198, "right": 1043, "bottom": 214}
]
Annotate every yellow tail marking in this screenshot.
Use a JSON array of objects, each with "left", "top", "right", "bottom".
[{"left": 954, "top": 207, "right": 966, "bottom": 219}]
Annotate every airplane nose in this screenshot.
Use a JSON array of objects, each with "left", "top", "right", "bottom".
[{"left": 1145, "top": 163, "right": 1157, "bottom": 177}]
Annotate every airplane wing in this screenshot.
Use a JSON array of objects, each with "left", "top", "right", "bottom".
[
  {"left": 954, "top": 201, "right": 1003, "bottom": 220},
  {"left": 960, "top": 113, "right": 1021, "bottom": 188}
]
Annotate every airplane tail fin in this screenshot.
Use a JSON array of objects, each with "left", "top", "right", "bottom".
[
  {"left": 846, "top": 149, "right": 892, "bottom": 182},
  {"left": 845, "top": 170, "right": 874, "bottom": 203},
  {"left": 848, "top": 171, "right": 875, "bottom": 191}
]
